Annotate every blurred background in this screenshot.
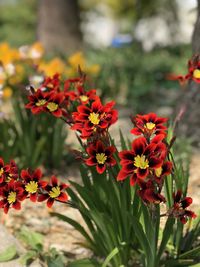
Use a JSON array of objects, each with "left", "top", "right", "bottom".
[
  {"left": 0, "top": 0, "right": 198, "bottom": 109},
  {"left": 0, "top": 0, "right": 199, "bottom": 169}
]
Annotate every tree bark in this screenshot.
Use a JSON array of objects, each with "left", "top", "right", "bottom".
[
  {"left": 37, "top": 0, "right": 82, "bottom": 54},
  {"left": 192, "top": 0, "right": 200, "bottom": 53}
]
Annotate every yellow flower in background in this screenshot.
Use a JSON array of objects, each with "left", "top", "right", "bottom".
[
  {"left": 0, "top": 78, "right": 4, "bottom": 89},
  {"left": 8, "top": 65, "right": 24, "bottom": 85},
  {"left": 39, "top": 58, "right": 66, "bottom": 77},
  {"left": 0, "top": 43, "right": 20, "bottom": 65},
  {"left": 19, "top": 42, "right": 44, "bottom": 61},
  {"left": 68, "top": 51, "right": 85, "bottom": 69},
  {"left": 3, "top": 86, "right": 12, "bottom": 99},
  {"left": 66, "top": 51, "right": 100, "bottom": 77},
  {"left": 87, "top": 64, "right": 101, "bottom": 75},
  {"left": 30, "top": 42, "right": 44, "bottom": 59}
]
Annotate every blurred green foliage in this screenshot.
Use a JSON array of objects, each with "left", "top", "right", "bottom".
[
  {"left": 82, "top": 0, "right": 178, "bottom": 20},
  {"left": 0, "top": 0, "right": 37, "bottom": 46},
  {"left": 88, "top": 44, "right": 191, "bottom": 112},
  {"left": 82, "top": 0, "right": 179, "bottom": 35},
  {"left": 0, "top": 99, "right": 67, "bottom": 170}
]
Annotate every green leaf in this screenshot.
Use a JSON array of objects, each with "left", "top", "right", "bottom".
[
  {"left": 119, "top": 129, "right": 128, "bottom": 150},
  {"left": 46, "top": 255, "right": 65, "bottom": 267},
  {"left": 164, "top": 174, "right": 173, "bottom": 208},
  {"left": 175, "top": 220, "right": 184, "bottom": 255},
  {"left": 0, "top": 245, "right": 17, "bottom": 262},
  {"left": 157, "top": 217, "right": 175, "bottom": 262},
  {"left": 102, "top": 247, "right": 120, "bottom": 267},
  {"left": 18, "top": 227, "right": 43, "bottom": 251},
  {"left": 20, "top": 250, "right": 37, "bottom": 265},
  {"left": 68, "top": 258, "right": 101, "bottom": 267},
  {"left": 165, "top": 258, "right": 196, "bottom": 266},
  {"left": 131, "top": 216, "right": 153, "bottom": 265},
  {"left": 51, "top": 212, "right": 95, "bottom": 249},
  {"left": 179, "top": 246, "right": 200, "bottom": 259},
  {"left": 182, "top": 215, "right": 200, "bottom": 251}
]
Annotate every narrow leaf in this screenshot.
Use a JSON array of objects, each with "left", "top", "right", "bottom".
[{"left": 0, "top": 245, "right": 17, "bottom": 262}]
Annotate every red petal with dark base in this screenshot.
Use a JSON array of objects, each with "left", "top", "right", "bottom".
[
  {"left": 57, "top": 192, "right": 68, "bottom": 202},
  {"left": 38, "top": 194, "right": 49, "bottom": 202},
  {"left": 47, "top": 198, "right": 54, "bottom": 208},
  {"left": 132, "top": 137, "right": 146, "bottom": 155},
  {"left": 137, "top": 168, "right": 148, "bottom": 179},
  {"left": 117, "top": 170, "right": 129, "bottom": 181},
  {"left": 85, "top": 157, "right": 96, "bottom": 166},
  {"left": 30, "top": 193, "right": 37, "bottom": 202},
  {"left": 51, "top": 176, "right": 58, "bottom": 187},
  {"left": 12, "top": 201, "right": 21, "bottom": 210},
  {"left": 96, "top": 164, "right": 106, "bottom": 174},
  {"left": 130, "top": 128, "right": 142, "bottom": 135}
]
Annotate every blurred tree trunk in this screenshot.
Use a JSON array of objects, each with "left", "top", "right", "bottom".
[
  {"left": 192, "top": 0, "right": 200, "bottom": 53},
  {"left": 37, "top": 0, "right": 82, "bottom": 54},
  {"left": 175, "top": 0, "right": 200, "bottom": 147}
]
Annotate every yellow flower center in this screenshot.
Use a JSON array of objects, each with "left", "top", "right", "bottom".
[
  {"left": 6, "top": 174, "right": 12, "bottom": 183},
  {"left": 96, "top": 153, "right": 107, "bottom": 164},
  {"left": 145, "top": 122, "right": 156, "bottom": 130},
  {"left": 79, "top": 95, "right": 88, "bottom": 102},
  {"left": 36, "top": 99, "right": 47, "bottom": 107},
  {"left": 7, "top": 191, "right": 16, "bottom": 204},
  {"left": 0, "top": 167, "right": 4, "bottom": 176},
  {"left": 134, "top": 155, "right": 149, "bottom": 169},
  {"left": 193, "top": 69, "right": 200, "bottom": 79},
  {"left": 88, "top": 112, "right": 100, "bottom": 125},
  {"left": 25, "top": 181, "right": 38, "bottom": 193},
  {"left": 49, "top": 186, "right": 60, "bottom": 198},
  {"left": 47, "top": 102, "right": 58, "bottom": 112},
  {"left": 155, "top": 167, "right": 162, "bottom": 177}
]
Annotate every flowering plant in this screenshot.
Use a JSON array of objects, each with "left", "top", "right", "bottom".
[
  {"left": 1, "top": 67, "right": 200, "bottom": 266},
  {"left": 0, "top": 43, "right": 100, "bottom": 169},
  {"left": 0, "top": 158, "right": 69, "bottom": 214}
]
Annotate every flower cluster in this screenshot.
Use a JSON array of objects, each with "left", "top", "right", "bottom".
[
  {"left": 168, "top": 190, "right": 197, "bottom": 224},
  {"left": 26, "top": 73, "right": 118, "bottom": 174},
  {"left": 26, "top": 74, "right": 65, "bottom": 118},
  {"left": 117, "top": 113, "right": 196, "bottom": 223},
  {"left": 118, "top": 113, "right": 171, "bottom": 196},
  {"left": 0, "top": 158, "right": 68, "bottom": 213}
]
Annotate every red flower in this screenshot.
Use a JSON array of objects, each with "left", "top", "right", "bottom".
[
  {"left": 186, "top": 55, "right": 200, "bottom": 83},
  {"left": 131, "top": 113, "right": 168, "bottom": 138},
  {"left": 45, "top": 92, "right": 64, "bottom": 117},
  {"left": 168, "top": 55, "right": 200, "bottom": 84},
  {"left": 64, "top": 78, "right": 97, "bottom": 104},
  {"left": 169, "top": 190, "right": 197, "bottom": 224},
  {"left": 117, "top": 137, "right": 166, "bottom": 186},
  {"left": 0, "top": 158, "right": 18, "bottom": 184},
  {"left": 0, "top": 181, "right": 26, "bottom": 214},
  {"left": 85, "top": 140, "right": 116, "bottom": 174},
  {"left": 42, "top": 73, "right": 60, "bottom": 91},
  {"left": 26, "top": 89, "right": 48, "bottom": 114},
  {"left": 38, "top": 176, "right": 69, "bottom": 208},
  {"left": 153, "top": 161, "right": 173, "bottom": 183},
  {"left": 64, "top": 77, "right": 85, "bottom": 92},
  {"left": 137, "top": 180, "right": 165, "bottom": 204},
  {"left": 72, "top": 98, "right": 118, "bottom": 139},
  {"left": 0, "top": 158, "right": 5, "bottom": 183},
  {"left": 20, "top": 169, "right": 47, "bottom": 202}
]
